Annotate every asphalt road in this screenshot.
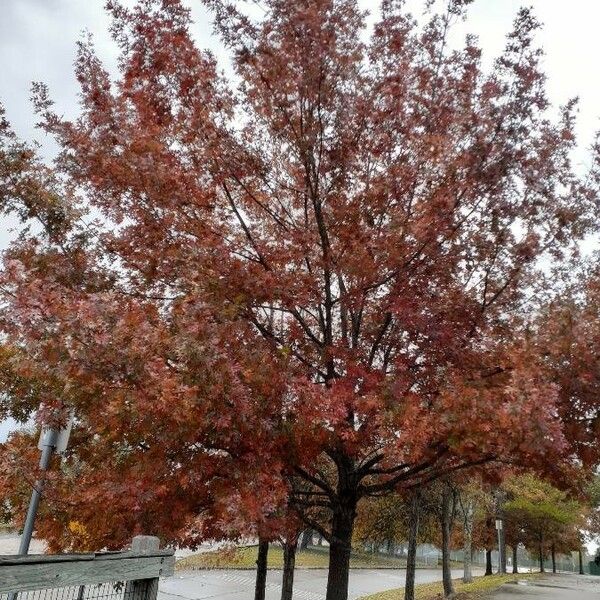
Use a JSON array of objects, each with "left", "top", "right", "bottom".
[
  {"left": 0, "top": 533, "right": 46, "bottom": 554},
  {"left": 488, "top": 574, "right": 600, "bottom": 600},
  {"left": 159, "top": 567, "right": 483, "bottom": 600}
]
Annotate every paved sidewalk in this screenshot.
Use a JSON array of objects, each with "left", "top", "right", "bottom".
[{"left": 488, "top": 574, "right": 600, "bottom": 600}]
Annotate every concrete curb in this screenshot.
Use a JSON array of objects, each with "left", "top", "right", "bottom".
[{"left": 175, "top": 565, "right": 444, "bottom": 571}]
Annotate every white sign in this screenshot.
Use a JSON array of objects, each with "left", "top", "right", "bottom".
[
  {"left": 495, "top": 519, "right": 503, "bottom": 531},
  {"left": 38, "top": 416, "right": 74, "bottom": 454}
]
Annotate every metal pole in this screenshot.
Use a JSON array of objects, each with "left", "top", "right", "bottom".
[
  {"left": 494, "top": 488, "right": 507, "bottom": 574},
  {"left": 499, "top": 521, "right": 506, "bottom": 573},
  {"left": 7, "top": 428, "right": 59, "bottom": 600},
  {"left": 497, "top": 526, "right": 502, "bottom": 573},
  {"left": 17, "top": 428, "right": 59, "bottom": 555}
]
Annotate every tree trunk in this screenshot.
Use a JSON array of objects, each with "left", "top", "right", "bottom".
[
  {"left": 300, "top": 530, "right": 312, "bottom": 550},
  {"left": 498, "top": 521, "right": 507, "bottom": 574},
  {"left": 578, "top": 547, "right": 584, "bottom": 575},
  {"left": 462, "top": 499, "right": 474, "bottom": 584},
  {"left": 551, "top": 543, "right": 556, "bottom": 573},
  {"left": 539, "top": 535, "right": 545, "bottom": 573},
  {"left": 512, "top": 544, "right": 518, "bottom": 574},
  {"left": 485, "top": 548, "right": 493, "bottom": 576},
  {"left": 325, "top": 498, "right": 357, "bottom": 600},
  {"left": 281, "top": 538, "right": 297, "bottom": 600},
  {"left": 441, "top": 486, "right": 455, "bottom": 598},
  {"left": 255, "top": 539, "right": 269, "bottom": 600},
  {"left": 405, "top": 492, "right": 421, "bottom": 600},
  {"left": 316, "top": 533, "right": 323, "bottom": 546}
]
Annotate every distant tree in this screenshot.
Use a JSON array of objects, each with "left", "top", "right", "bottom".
[
  {"left": 503, "top": 474, "right": 582, "bottom": 573},
  {"left": 583, "top": 475, "right": 600, "bottom": 554},
  {"left": 455, "top": 479, "right": 490, "bottom": 582},
  {"left": 353, "top": 494, "right": 409, "bottom": 555}
]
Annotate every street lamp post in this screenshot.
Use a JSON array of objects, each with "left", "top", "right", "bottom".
[
  {"left": 16, "top": 416, "right": 73, "bottom": 555},
  {"left": 494, "top": 488, "right": 507, "bottom": 574},
  {"left": 17, "top": 428, "right": 59, "bottom": 555},
  {"left": 495, "top": 519, "right": 505, "bottom": 573},
  {"left": 8, "top": 422, "right": 71, "bottom": 600}
]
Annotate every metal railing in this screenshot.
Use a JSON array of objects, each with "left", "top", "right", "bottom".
[{"left": 0, "top": 537, "right": 174, "bottom": 600}]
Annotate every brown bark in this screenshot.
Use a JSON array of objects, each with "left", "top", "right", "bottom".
[
  {"left": 551, "top": 543, "right": 556, "bottom": 573},
  {"left": 539, "top": 534, "right": 545, "bottom": 573},
  {"left": 512, "top": 544, "right": 518, "bottom": 574},
  {"left": 405, "top": 492, "right": 421, "bottom": 600},
  {"left": 462, "top": 498, "right": 474, "bottom": 584},
  {"left": 578, "top": 547, "right": 584, "bottom": 575},
  {"left": 281, "top": 538, "right": 297, "bottom": 600},
  {"left": 325, "top": 497, "right": 357, "bottom": 600},
  {"left": 255, "top": 539, "right": 269, "bottom": 600},
  {"left": 485, "top": 548, "right": 493, "bottom": 576}
]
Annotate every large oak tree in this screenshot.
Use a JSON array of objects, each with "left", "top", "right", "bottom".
[{"left": 1, "top": 1, "right": 599, "bottom": 598}]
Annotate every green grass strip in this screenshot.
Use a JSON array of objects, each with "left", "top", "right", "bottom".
[{"left": 176, "top": 544, "right": 427, "bottom": 571}]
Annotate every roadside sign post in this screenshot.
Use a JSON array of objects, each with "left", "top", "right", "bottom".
[
  {"left": 8, "top": 421, "right": 73, "bottom": 600},
  {"left": 18, "top": 417, "right": 73, "bottom": 555}
]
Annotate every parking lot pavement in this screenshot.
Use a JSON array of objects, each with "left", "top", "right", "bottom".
[
  {"left": 159, "top": 567, "right": 483, "bottom": 600},
  {"left": 0, "top": 533, "right": 46, "bottom": 555},
  {"left": 487, "top": 574, "right": 600, "bottom": 600}
]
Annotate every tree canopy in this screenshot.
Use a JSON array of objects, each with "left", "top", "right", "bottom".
[{"left": 1, "top": 1, "right": 599, "bottom": 599}]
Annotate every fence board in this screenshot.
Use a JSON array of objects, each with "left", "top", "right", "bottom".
[{"left": 0, "top": 554, "right": 174, "bottom": 594}]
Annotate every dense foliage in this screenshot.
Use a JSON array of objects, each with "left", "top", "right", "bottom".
[{"left": 1, "top": 1, "right": 599, "bottom": 599}]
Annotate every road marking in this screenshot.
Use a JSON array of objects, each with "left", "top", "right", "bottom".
[{"left": 208, "top": 572, "right": 326, "bottom": 599}]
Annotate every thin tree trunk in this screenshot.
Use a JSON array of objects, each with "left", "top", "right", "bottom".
[
  {"left": 300, "top": 530, "right": 311, "bottom": 550},
  {"left": 281, "top": 538, "right": 297, "bottom": 600},
  {"left": 317, "top": 533, "right": 323, "bottom": 546},
  {"left": 462, "top": 499, "right": 474, "bottom": 584},
  {"left": 441, "top": 485, "right": 455, "bottom": 598},
  {"left": 539, "top": 534, "right": 545, "bottom": 573},
  {"left": 498, "top": 522, "right": 507, "bottom": 574},
  {"left": 512, "top": 544, "right": 518, "bottom": 574},
  {"left": 485, "top": 548, "right": 493, "bottom": 576},
  {"left": 255, "top": 539, "right": 269, "bottom": 600},
  {"left": 578, "top": 547, "right": 584, "bottom": 574},
  {"left": 551, "top": 543, "right": 556, "bottom": 573},
  {"left": 405, "top": 492, "right": 421, "bottom": 600},
  {"left": 325, "top": 499, "right": 357, "bottom": 600}
]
